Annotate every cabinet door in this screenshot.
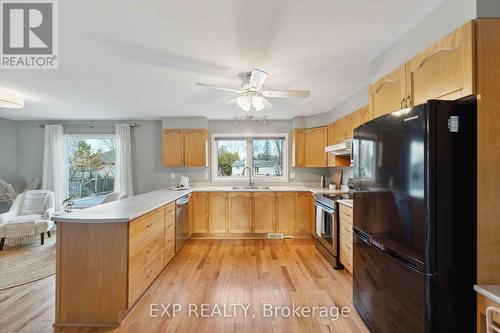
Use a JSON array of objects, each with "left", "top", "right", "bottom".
[
  {"left": 334, "top": 117, "right": 347, "bottom": 143},
  {"left": 292, "top": 129, "right": 306, "bottom": 167},
  {"left": 327, "top": 123, "right": 336, "bottom": 167},
  {"left": 295, "top": 192, "right": 311, "bottom": 234},
  {"left": 369, "top": 64, "right": 407, "bottom": 119},
  {"left": 164, "top": 202, "right": 176, "bottom": 266},
  {"left": 406, "top": 21, "right": 474, "bottom": 106},
  {"left": 310, "top": 195, "right": 316, "bottom": 234},
  {"left": 229, "top": 192, "right": 252, "bottom": 233},
  {"left": 276, "top": 192, "right": 296, "bottom": 234},
  {"left": 191, "top": 192, "right": 208, "bottom": 233},
  {"left": 305, "top": 126, "right": 328, "bottom": 167},
  {"left": 253, "top": 192, "right": 275, "bottom": 233},
  {"left": 162, "top": 129, "right": 184, "bottom": 167},
  {"left": 184, "top": 129, "right": 208, "bottom": 167},
  {"left": 346, "top": 109, "right": 362, "bottom": 139},
  {"left": 359, "top": 104, "right": 373, "bottom": 124},
  {"left": 209, "top": 192, "right": 228, "bottom": 233}
]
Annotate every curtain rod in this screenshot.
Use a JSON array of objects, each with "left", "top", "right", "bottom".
[{"left": 39, "top": 123, "right": 138, "bottom": 128}]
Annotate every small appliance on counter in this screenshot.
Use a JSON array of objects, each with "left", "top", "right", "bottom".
[{"left": 170, "top": 176, "right": 191, "bottom": 191}]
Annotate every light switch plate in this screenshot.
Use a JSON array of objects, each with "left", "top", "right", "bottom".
[
  {"left": 290, "top": 172, "right": 296, "bottom": 180},
  {"left": 171, "top": 173, "right": 176, "bottom": 179}
]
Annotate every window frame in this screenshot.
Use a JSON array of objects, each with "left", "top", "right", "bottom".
[
  {"left": 211, "top": 133, "right": 289, "bottom": 183},
  {"left": 63, "top": 133, "right": 119, "bottom": 208}
]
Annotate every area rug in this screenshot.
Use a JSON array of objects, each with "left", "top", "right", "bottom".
[{"left": 0, "top": 237, "right": 56, "bottom": 290}]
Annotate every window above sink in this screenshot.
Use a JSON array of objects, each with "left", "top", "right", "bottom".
[{"left": 212, "top": 133, "right": 289, "bottom": 183}]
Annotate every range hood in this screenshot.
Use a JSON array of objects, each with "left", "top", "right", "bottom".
[{"left": 325, "top": 139, "right": 352, "bottom": 156}]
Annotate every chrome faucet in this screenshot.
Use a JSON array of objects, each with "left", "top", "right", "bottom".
[{"left": 241, "top": 167, "right": 254, "bottom": 188}]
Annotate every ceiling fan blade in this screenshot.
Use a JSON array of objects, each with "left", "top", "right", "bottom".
[
  {"left": 196, "top": 82, "right": 242, "bottom": 93},
  {"left": 249, "top": 69, "right": 268, "bottom": 89},
  {"left": 262, "top": 90, "right": 310, "bottom": 98},
  {"left": 224, "top": 96, "right": 240, "bottom": 105}
]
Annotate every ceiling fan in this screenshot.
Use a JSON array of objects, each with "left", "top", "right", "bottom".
[{"left": 196, "top": 69, "right": 310, "bottom": 111}]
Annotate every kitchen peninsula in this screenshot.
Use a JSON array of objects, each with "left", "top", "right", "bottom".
[{"left": 54, "top": 185, "right": 347, "bottom": 327}]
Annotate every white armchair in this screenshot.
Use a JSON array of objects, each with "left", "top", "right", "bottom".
[{"left": 0, "top": 190, "right": 55, "bottom": 250}]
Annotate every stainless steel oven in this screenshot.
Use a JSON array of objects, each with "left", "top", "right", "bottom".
[{"left": 314, "top": 194, "right": 342, "bottom": 269}]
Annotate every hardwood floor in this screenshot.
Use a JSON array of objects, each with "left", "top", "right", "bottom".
[{"left": 0, "top": 239, "right": 368, "bottom": 333}]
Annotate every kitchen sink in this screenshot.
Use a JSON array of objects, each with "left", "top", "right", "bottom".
[{"left": 232, "top": 185, "right": 270, "bottom": 190}]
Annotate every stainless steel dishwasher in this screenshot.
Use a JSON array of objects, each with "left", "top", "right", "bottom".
[{"left": 175, "top": 194, "right": 190, "bottom": 253}]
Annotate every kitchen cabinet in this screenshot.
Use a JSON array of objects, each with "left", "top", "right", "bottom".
[
  {"left": 305, "top": 126, "right": 328, "bottom": 167},
  {"left": 310, "top": 194, "right": 316, "bottom": 234},
  {"left": 347, "top": 108, "right": 363, "bottom": 139},
  {"left": 253, "top": 192, "right": 275, "bottom": 233},
  {"left": 162, "top": 129, "right": 184, "bottom": 167},
  {"left": 191, "top": 192, "right": 209, "bottom": 233},
  {"left": 276, "top": 192, "right": 296, "bottom": 234},
  {"left": 334, "top": 117, "right": 348, "bottom": 143},
  {"left": 369, "top": 64, "right": 407, "bottom": 119},
  {"left": 209, "top": 192, "right": 227, "bottom": 233},
  {"left": 406, "top": 21, "right": 474, "bottom": 106},
  {"left": 162, "top": 128, "right": 208, "bottom": 167},
  {"left": 228, "top": 192, "right": 252, "bottom": 233},
  {"left": 292, "top": 129, "right": 306, "bottom": 167},
  {"left": 477, "top": 293, "right": 500, "bottom": 333},
  {"left": 164, "top": 202, "right": 176, "bottom": 265},
  {"left": 184, "top": 129, "right": 208, "bottom": 167},
  {"left": 338, "top": 204, "right": 353, "bottom": 273},
  {"left": 295, "top": 192, "right": 311, "bottom": 234},
  {"left": 359, "top": 104, "right": 373, "bottom": 124}
]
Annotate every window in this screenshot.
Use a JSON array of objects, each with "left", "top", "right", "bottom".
[
  {"left": 212, "top": 134, "right": 288, "bottom": 182},
  {"left": 64, "top": 135, "right": 118, "bottom": 208}
]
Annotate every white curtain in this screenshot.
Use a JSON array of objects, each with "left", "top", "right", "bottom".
[
  {"left": 115, "top": 124, "right": 134, "bottom": 196},
  {"left": 42, "top": 125, "right": 65, "bottom": 210}
]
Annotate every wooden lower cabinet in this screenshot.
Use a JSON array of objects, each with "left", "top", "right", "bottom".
[
  {"left": 164, "top": 202, "right": 176, "bottom": 265},
  {"left": 229, "top": 192, "right": 252, "bottom": 233},
  {"left": 477, "top": 294, "right": 500, "bottom": 333},
  {"left": 209, "top": 192, "right": 228, "bottom": 233},
  {"left": 338, "top": 204, "right": 353, "bottom": 273},
  {"left": 191, "top": 192, "right": 209, "bottom": 233},
  {"left": 276, "top": 192, "right": 296, "bottom": 234},
  {"left": 295, "top": 192, "right": 311, "bottom": 234},
  {"left": 253, "top": 192, "right": 276, "bottom": 233}
]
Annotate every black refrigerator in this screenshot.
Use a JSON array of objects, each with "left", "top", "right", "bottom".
[{"left": 352, "top": 100, "right": 476, "bottom": 333}]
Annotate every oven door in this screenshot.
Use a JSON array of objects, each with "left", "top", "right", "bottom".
[{"left": 315, "top": 201, "right": 338, "bottom": 257}]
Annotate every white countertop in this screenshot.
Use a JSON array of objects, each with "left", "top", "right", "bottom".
[
  {"left": 474, "top": 284, "right": 500, "bottom": 304},
  {"left": 337, "top": 199, "right": 353, "bottom": 208},
  {"left": 54, "top": 185, "right": 349, "bottom": 224}
]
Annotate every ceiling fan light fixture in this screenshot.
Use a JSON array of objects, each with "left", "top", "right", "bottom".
[
  {"left": 0, "top": 87, "right": 24, "bottom": 109},
  {"left": 252, "top": 95, "right": 265, "bottom": 111},
  {"left": 237, "top": 94, "right": 251, "bottom": 111}
]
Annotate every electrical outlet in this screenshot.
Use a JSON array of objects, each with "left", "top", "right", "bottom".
[{"left": 171, "top": 173, "right": 176, "bottom": 180}]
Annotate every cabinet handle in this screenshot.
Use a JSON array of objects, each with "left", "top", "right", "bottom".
[
  {"left": 147, "top": 222, "right": 153, "bottom": 228},
  {"left": 406, "top": 96, "right": 412, "bottom": 108}
]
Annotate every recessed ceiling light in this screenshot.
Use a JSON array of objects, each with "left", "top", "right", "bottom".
[{"left": 0, "top": 87, "right": 24, "bottom": 109}]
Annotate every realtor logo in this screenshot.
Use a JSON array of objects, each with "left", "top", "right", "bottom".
[{"left": 1, "top": 0, "right": 58, "bottom": 69}]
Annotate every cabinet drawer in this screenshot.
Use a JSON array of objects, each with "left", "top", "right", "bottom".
[
  {"left": 129, "top": 231, "right": 164, "bottom": 278},
  {"left": 128, "top": 250, "right": 164, "bottom": 307},
  {"left": 340, "top": 235, "right": 353, "bottom": 272},
  {"left": 339, "top": 220, "right": 353, "bottom": 237},
  {"left": 129, "top": 207, "right": 165, "bottom": 249}
]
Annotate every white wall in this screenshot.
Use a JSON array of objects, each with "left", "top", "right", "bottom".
[{"left": 0, "top": 118, "right": 17, "bottom": 212}]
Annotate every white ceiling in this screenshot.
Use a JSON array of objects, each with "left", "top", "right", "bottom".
[{"left": 0, "top": 0, "right": 444, "bottom": 120}]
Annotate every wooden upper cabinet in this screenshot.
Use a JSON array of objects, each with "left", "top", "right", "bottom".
[
  {"left": 327, "top": 123, "right": 335, "bottom": 146},
  {"left": 305, "top": 126, "right": 328, "bottom": 167},
  {"left": 359, "top": 104, "right": 374, "bottom": 124},
  {"left": 253, "top": 192, "right": 275, "bottom": 233},
  {"left": 276, "top": 192, "right": 296, "bottom": 234},
  {"left": 229, "top": 192, "right": 252, "bottom": 233},
  {"left": 184, "top": 129, "right": 208, "bottom": 167},
  {"left": 334, "top": 117, "right": 348, "bottom": 144},
  {"left": 208, "top": 192, "right": 227, "bottom": 233},
  {"left": 406, "top": 21, "right": 474, "bottom": 106},
  {"left": 292, "top": 129, "right": 306, "bottom": 168},
  {"left": 369, "top": 64, "right": 407, "bottom": 119},
  {"left": 191, "top": 192, "right": 208, "bottom": 233},
  {"left": 162, "top": 129, "right": 184, "bottom": 167},
  {"left": 162, "top": 128, "right": 208, "bottom": 167},
  {"left": 346, "top": 109, "right": 362, "bottom": 139},
  {"left": 295, "top": 192, "right": 311, "bottom": 233}
]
